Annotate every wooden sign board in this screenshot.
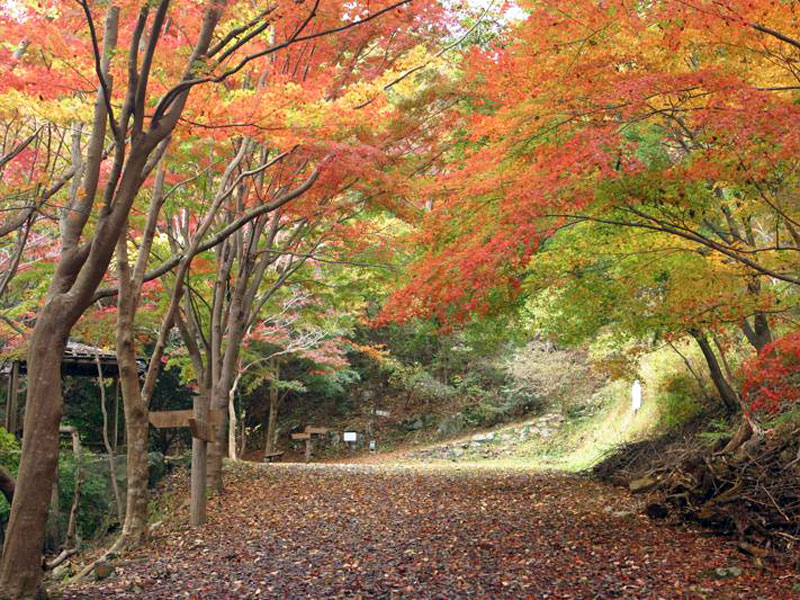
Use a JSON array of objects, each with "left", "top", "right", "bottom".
[
  {"left": 305, "top": 427, "right": 329, "bottom": 435},
  {"left": 189, "top": 418, "right": 216, "bottom": 442},
  {"left": 149, "top": 409, "right": 224, "bottom": 429},
  {"left": 291, "top": 432, "right": 311, "bottom": 440},
  {"left": 343, "top": 431, "right": 357, "bottom": 442}
]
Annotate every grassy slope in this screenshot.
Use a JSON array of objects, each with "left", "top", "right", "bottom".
[{"left": 361, "top": 342, "right": 708, "bottom": 472}]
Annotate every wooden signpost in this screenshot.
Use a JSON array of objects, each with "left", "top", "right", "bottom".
[
  {"left": 148, "top": 407, "right": 225, "bottom": 525},
  {"left": 148, "top": 409, "right": 224, "bottom": 436},
  {"left": 291, "top": 426, "right": 329, "bottom": 462}
]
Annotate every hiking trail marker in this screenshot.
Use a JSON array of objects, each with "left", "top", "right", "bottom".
[
  {"left": 148, "top": 408, "right": 224, "bottom": 440},
  {"left": 148, "top": 407, "right": 224, "bottom": 525},
  {"left": 291, "top": 426, "right": 329, "bottom": 462}
]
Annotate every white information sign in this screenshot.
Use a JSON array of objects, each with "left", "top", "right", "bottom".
[
  {"left": 631, "top": 380, "right": 642, "bottom": 413},
  {"left": 343, "top": 431, "right": 357, "bottom": 442}
]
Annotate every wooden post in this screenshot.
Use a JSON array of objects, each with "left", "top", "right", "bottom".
[
  {"left": 148, "top": 406, "right": 224, "bottom": 526},
  {"left": 305, "top": 437, "right": 312, "bottom": 463}
]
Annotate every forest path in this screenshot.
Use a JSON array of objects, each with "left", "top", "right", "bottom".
[{"left": 63, "top": 462, "right": 798, "bottom": 599}]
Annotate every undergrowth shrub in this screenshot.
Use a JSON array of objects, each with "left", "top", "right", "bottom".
[
  {"left": 1, "top": 428, "right": 120, "bottom": 547},
  {"left": 741, "top": 329, "right": 800, "bottom": 414},
  {"left": 657, "top": 392, "right": 702, "bottom": 429},
  {"left": 0, "top": 428, "right": 20, "bottom": 535},
  {"left": 506, "top": 341, "right": 602, "bottom": 415},
  {"left": 657, "top": 374, "right": 703, "bottom": 429},
  {"left": 58, "top": 452, "right": 120, "bottom": 540}
]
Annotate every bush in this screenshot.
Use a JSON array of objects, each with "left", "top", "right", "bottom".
[
  {"left": 506, "top": 340, "right": 602, "bottom": 414},
  {"left": 0, "top": 428, "right": 20, "bottom": 537},
  {"left": 742, "top": 329, "right": 800, "bottom": 414},
  {"left": 655, "top": 373, "right": 704, "bottom": 429},
  {"left": 0, "top": 427, "right": 20, "bottom": 471},
  {"left": 1, "top": 432, "right": 122, "bottom": 548},
  {"left": 658, "top": 391, "right": 702, "bottom": 429}
]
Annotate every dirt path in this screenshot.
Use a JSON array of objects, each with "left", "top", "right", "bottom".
[{"left": 63, "top": 463, "right": 798, "bottom": 599}]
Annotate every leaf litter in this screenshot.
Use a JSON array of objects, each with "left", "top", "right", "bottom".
[{"left": 62, "top": 462, "right": 799, "bottom": 599}]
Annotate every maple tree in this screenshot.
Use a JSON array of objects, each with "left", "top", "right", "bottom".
[
  {"left": 520, "top": 218, "right": 798, "bottom": 413},
  {"left": 384, "top": 0, "right": 800, "bottom": 325},
  {"left": 741, "top": 328, "right": 800, "bottom": 414},
  {"left": 0, "top": 0, "right": 449, "bottom": 593},
  {"left": 379, "top": 0, "right": 799, "bottom": 423},
  {"left": 0, "top": 0, "right": 797, "bottom": 596}
]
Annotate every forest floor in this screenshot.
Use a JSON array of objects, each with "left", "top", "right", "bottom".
[{"left": 60, "top": 462, "right": 799, "bottom": 600}]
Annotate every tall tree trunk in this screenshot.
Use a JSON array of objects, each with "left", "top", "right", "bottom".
[
  {"left": 264, "top": 361, "right": 280, "bottom": 458},
  {"left": 115, "top": 209, "right": 154, "bottom": 547},
  {"left": 207, "top": 247, "right": 247, "bottom": 491},
  {"left": 96, "top": 352, "right": 124, "bottom": 525},
  {"left": 116, "top": 298, "right": 150, "bottom": 547},
  {"left": 690, "top": 329, "right": 739, "bottom": 413},
  {"left": 0, "top": 316, "right": 69, "bottom": 597},
  {"left": 227, "top": 393, "right": 237, "bottom": 461}
]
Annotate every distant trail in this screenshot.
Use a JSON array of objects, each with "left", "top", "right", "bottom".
[{"left": 64, "top": 463, "right": 799, "bottom": 599}]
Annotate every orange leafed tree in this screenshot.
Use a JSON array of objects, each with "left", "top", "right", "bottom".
[{"left": 382, "top": 0, "right": 800, "bottom": 326}]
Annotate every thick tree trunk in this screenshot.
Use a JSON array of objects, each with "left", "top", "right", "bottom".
[
  {"left": 119, "top": 392, "right": 149, "bottom": 546},
  {"left": 206, "top": 430, "right": 225, "bottom": 492},
  {"left": 0, "top": 315, "right": 69, "bottom": 597},
  {"left": 690, "top": 329, "right": 739, "bottom": 413},
  {"left": 115, "top": 226, "right": 151, "bottom": 547}
]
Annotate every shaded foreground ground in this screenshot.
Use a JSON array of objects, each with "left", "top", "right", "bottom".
[{"left": 63, "top": 463, "right": 798, "bottom": 599}]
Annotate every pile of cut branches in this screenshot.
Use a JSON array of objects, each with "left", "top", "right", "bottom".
[
  {"left": 591, "top": 423, "right": 800, "bottom": 561},
  {"left": 588, "top": 429, "right": 704, "bottom": 485}
]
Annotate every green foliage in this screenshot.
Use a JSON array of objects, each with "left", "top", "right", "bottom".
[
  {"left": 699, "top": 419, "right": 735, "bottom": 444},
  {"left": 656, "top": 374, "right": 704, "bottom": 430},
  {"left": 657, "top": 391, "right": 703, "bottom": 430},
  {"left": 0, "top": 433, "right": 119, "bottom": 545},
  {"left": 0, "top": 427, "right": 20, "bottom": 472},
  {"left": 0, "top": 429, "right": 20, "bottom": 541},
  {"left": 388, "top": 362, "right": 455, "bottom": 402},
  {"left": 56, "top": 452, "right": 119, "bottom": 540},
  {"left": 305, "top": 369, "right": 361, "bottom": 399}
]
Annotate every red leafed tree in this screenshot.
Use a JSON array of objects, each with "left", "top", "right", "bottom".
[
  {"left": 0, "top": 0, "right": 445, "bottom": 594},
  {"left": 742, "top": 330, "right": 800, "bottom": 414}
]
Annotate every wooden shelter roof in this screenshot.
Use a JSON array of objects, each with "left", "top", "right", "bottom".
[{"left": 1, "top": 340, "right": 138, "bottom": 377}]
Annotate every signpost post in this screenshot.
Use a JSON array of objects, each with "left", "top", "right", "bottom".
[
  {"left": 148, "top": 407, "right": 224, "bottom": 525},
  {"left": 291, "top": 426, "right": 330, "bottom": 463}
]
